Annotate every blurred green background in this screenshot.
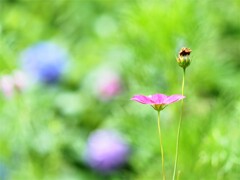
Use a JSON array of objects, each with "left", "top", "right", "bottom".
[{"left": 0, "top": 0, "right": 240, "bottom": 179}]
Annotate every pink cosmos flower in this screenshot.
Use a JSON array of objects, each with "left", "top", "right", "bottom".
[
  {"left": 94, "top": 69, "right": 122, "bottom": 101},
  {"left": 131, "top": 94, "right": 185, "bottom": 111},
  {"left": 0, "top": 70, "right": 28, "bottom": 99},
  {"left": 13, "top": 70, "right": 28, "bottom": 91},
  {"left": 0, "top": 75, "right": 15, "bottom": 98}
]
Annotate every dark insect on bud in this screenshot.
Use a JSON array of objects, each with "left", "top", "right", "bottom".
[{"left": 177, "top": 48, "right": 192, "bottom": 69}]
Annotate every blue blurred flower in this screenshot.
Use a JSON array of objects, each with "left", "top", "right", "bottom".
[
  {"left": 85, "top": 129, "right": 130, "bottom": 172},
  {"left": 20, "top": 42, "right": 69, "bottom": 84},
  {"left": 0, "top": 162, "right": 9, "bottom": 180}
]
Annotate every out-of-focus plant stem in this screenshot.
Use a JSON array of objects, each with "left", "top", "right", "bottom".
[
  {"left": 173, "top": 68, "right": 186, "bottom": 180},
  {"left": 157, "top": 111, "right": 166, "bottom": 180}
]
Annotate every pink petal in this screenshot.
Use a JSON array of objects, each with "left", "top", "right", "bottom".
[
  {"left": 130, "top": 95, "right": 153, "bottom": 104},
  {"left": 149, "top": 94, "right": 168, "bottom": 104},
  {"left": 163, "top": 95, "right": 185, "bottom": 104}
]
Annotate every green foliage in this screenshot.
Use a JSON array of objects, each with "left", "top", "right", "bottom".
[{"left": 0, "top": 0, "right": 240, "bottom": 179}]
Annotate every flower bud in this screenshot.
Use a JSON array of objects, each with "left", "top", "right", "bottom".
[{"left": 176, "top": 47, "right": 192, "bottom": 69}]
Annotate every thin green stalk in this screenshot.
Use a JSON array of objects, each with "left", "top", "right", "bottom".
[
  {"left": 173, "top": 68, "right": 186, "bottom": 180},
  {"left": 177, "top": 170, "right": 181, "bottom": 180},
  {"left": 157, "top": 111, "right": 166, "bottom": 180}
]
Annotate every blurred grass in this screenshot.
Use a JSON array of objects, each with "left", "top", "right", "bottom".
[{"left": 0, "top": 0, "right": 240, "bottom": 179}]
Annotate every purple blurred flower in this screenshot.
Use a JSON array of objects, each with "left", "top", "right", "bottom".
[
  {"left": 20, "top": 41, "right": 69, "bottom": 84},
  {"left": 94, "top": 69, "right": 122, "bottom": 101},
  {"left": 131, "top": 94, "right": 185, "bottom": 111},
  {"left": 85, "top": 129, "right": 130, "bottom": 172}
]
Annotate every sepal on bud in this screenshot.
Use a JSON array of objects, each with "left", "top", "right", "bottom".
[{"left": 177, "top": 47, "right": 192, "bottom": 69}]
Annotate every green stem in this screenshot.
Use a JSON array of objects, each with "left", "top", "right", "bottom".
[
  {"left": 157, "top": 111, "right": 166, "bottom": 180},
  {"left": 177, "top": 170, "right": 181, "bottom": 180},
  {"left": 173, "top": 68, "right": 186, "bottom": 180}
]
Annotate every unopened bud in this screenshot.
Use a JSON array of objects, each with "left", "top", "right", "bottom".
[{"left": 177, "top": 47, "right": 192, "bottom": 69}]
